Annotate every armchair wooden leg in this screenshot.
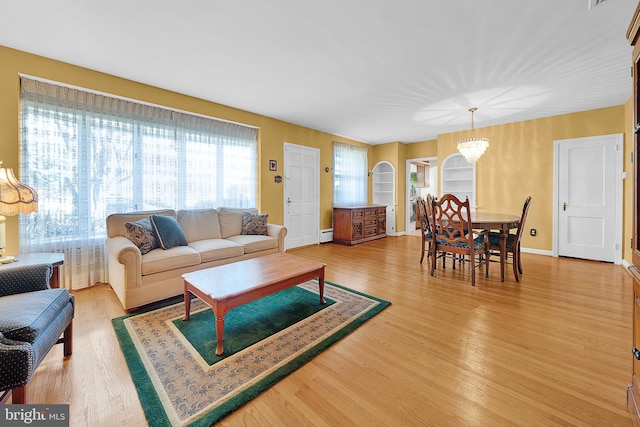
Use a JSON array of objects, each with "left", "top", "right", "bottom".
[{"left": 11, "top": 385, "right": 27, "bottom": 404}]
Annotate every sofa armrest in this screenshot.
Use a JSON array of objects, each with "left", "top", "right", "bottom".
[
  {"left": 0, "top": 264, "right": 52, "bottom": 298},
  {"left": 267, "top": 224, "right": 287, "bottom": 253},
  {"left": 0, "top": 332, "right": 34, "bottom": 390},
  {"left": 105, "top": 236, "right": 143, "bottom": 289}
]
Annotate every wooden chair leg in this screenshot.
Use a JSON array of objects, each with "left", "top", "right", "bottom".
[
  {"left": 517, "top": 244, "right": 523, "bottom": 274},
  {"left": 484, "top": 253, "right": 489, "bottom": 278},
  {"left": 471, "top": 257, "right": 476, "bottom": 286},
  {"left": 420, "top": 239, "right": 425, "bottom": 263},
  {"left": 430, "top": 248, "right": 436, "bottom": 276},
  {"left": 11, "top": 385, "right": 27, "bottom": 404}
]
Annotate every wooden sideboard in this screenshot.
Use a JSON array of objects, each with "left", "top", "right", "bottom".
[{"left": 332, "top": 205, "right": 386, "bottom": 245}]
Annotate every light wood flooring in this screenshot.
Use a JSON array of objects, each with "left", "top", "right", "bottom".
[{"left": 22, "top": 235, "right": 634, "bottom": 426}]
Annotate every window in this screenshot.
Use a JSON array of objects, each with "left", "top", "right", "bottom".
[
  {"left": 19, "top": 77, "right": 258, "bottom": 289},
  {"left": 332, "top": 141, "right": 368, "bottom": 205}
]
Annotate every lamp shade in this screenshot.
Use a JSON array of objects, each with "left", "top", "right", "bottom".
[{"left": 0, "top": 164, "right": 38, "bottom": 216}]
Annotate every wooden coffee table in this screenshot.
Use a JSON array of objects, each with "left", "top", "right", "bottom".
[{"left": 182, "top": 252, "right": 327, "bottom": 355}]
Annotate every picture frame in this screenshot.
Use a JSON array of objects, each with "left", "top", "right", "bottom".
[{"left": 269, "top": 160, "right": 277, "bottom": 171}]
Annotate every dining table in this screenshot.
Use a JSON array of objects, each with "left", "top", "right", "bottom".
[{"left": 469, "top": 212, "right": 521, "bottom": 281}]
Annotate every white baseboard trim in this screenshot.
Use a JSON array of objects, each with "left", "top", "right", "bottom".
[{"left": 520, "top": 247, "right": 553, "bottom": 257}]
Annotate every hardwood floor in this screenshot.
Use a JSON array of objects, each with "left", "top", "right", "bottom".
[{"left": 23, "top": 235, "right": 633, "bottom": 426}]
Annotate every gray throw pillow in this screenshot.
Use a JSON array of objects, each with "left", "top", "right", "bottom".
[{"left": 150, "top": 215, "right": 188, "bottom": 249}]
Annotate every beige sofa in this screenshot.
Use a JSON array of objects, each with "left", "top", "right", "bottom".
[{"left": 105, "top": 207, "right": 287, "bottom": 311}]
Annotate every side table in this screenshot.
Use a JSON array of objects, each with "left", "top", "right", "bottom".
[{"left": 0, "top": 252, "right": 65, "bottom": 288}]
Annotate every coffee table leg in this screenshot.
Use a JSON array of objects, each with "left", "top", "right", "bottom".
[
  {"left": 215, "top": 314, "right": 225, "bottom": 355},
  {"left": 319, "top": 267, "right": 326, "bottom": 304},
  {"left": 183, "top": 286, "right": 192, "bottom": 321}
]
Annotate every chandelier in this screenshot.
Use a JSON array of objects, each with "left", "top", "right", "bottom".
[{"left": 457, "top": 107, "right": 489, "bottom": 163}]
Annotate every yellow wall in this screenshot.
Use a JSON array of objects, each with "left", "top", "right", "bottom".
[
  {"left": 0, "top": 45, "right": 367, "bottom": 253},
  {"left": 0, "top": 45, "right": 632, "bottom": 261},
  {"left": 435, "top": 105, "right": 627, "bottom": 255}
]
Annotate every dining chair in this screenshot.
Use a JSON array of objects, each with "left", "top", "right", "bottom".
[
  {"left": 488, "top": 196, "right": 532, "bottom": 281},
  {"left": 430, "top": 194, "right": 489, "bottom": 286},
  {"left": 416, "top": 196, "right": 429, "bottom": 263},
  {"left": 417, "top": 194, "right": 438, "bottom": 264}
]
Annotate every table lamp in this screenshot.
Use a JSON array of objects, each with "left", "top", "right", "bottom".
[{"left": 0, "top": 162, "right": 38, "bottom": 263}]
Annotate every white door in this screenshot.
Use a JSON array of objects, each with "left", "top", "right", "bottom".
[
  {"left": 555, "top": 134, "right": 622, "bottom": 263},
  {"left": 284, "top": 143, "right": 319, "bottom": 250}
]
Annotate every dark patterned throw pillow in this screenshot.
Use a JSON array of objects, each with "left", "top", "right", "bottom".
[
  {"left": 125, "top": 218, "right": 158, "bottom": 255},
  {"left": 241, "top": 212, "right": 268, "bottom": 235}
]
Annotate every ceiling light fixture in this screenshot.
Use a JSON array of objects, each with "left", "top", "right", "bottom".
[{"left": 457, "top": 107, "right": 489, "bottom": 163}]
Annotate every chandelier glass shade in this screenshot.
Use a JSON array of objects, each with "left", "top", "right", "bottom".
[
  {"left": 457, "top": 108, "right": 489, "bottom": 163},
  {"left": 457, "top": 137, "right": 489, "bottom": 163}
]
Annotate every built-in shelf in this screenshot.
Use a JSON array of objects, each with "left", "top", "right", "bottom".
[
  {"left": 441, "top": 153, "right": 476, "bottom": 208},
  {"left": 371, "top": 161, "right": 396, "bottom": 235}
]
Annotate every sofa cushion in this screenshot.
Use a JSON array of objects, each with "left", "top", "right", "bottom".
[
  {"left": 177, "top": 209, "right": 222, "bottom": 242},
  {"left": 125, "top": 218, "right": 158, "bottom": 255},
  {"left": 140, "top": 246, "right": 201, "bottom": 276},
  {"left": 226, "top": 235, "right": 278, "bottom": 254},
  {"left": 0, "top": 289, "right": 72, "bottom": 343},
  {"left": 106, "top": 209, "right": 175, "bottom": 238},
  {"left": 189, "top": 239, "right": 245, "bottom": 262},
  {"left": 241, "top": 212, "right": 268, "bottom": 235},
  {"left": 150, "top": 215, "right": 188, "bottom": 249},
  {"left": 218, "top": 207, "right": 259, "bottom": 238}
]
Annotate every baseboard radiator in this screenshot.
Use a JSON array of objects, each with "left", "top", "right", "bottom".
[{"left": 319, "top": 229, "right": 333, "bottom": 243}]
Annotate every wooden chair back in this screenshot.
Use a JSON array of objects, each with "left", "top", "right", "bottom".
[
  {"left": 416, "top": 196, "right": 427, "bottom": 231},
  {"left": 513, "top": 196, "right": 532, "bottom": 246},
  {"left": 431, "top": 194, "right": 471, "bottom": 249},
  {"left": 430, "top": 193, "right": 488, "bottom": 285}
]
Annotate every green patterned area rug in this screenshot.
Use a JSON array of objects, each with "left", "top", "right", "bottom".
[{"left": 112, "top": 279, "right": 390, "bottom": 427}]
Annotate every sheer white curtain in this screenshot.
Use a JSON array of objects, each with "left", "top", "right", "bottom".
[
  {"left": 332, "top": 141, "right": 368, "bottom": 205},
  {"left": 19, "top": 77, "right": 258, "bottom": 290}
]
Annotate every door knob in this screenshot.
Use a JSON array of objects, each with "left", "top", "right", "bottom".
[
  {"left": 633, "top": 347, "right": 640, "bottom": 360},
  {"left": 563, "top": 202, "right": 567, "bottom": 211}
]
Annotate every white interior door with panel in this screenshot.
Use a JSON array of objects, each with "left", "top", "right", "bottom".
[
  {"left": 284, "top": 143, "right": 319, "bottom": 250},
  {"left": 554, "top": 134, "right": 622, "bottom": 263}
]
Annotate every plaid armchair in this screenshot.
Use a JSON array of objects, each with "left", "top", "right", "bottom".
[{"left": 0, "top": 264, "right": 74, "bottom": 404}]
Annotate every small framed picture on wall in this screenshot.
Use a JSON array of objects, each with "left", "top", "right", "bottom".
[{"left": 269, "top": 160, "right": 277, "bottom": 171}]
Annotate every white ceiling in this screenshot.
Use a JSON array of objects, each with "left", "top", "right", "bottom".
[{"left": 0, "top": 0, "right": 637, "bottom": 144}]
